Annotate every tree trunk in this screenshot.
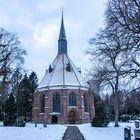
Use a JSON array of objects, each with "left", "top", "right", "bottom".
[
  {"left": 114, "top": 93, "right": 119, "bottom": 127},
  {"left": 114, "top": 75, "right": 119, "bottom": 127}
]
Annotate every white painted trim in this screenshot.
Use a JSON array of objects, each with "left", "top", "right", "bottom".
[
  {"left": 39, "top": 113, "right": 45, "bottom": 115},
  {"left": 84, "top": 112, "right": 89, "bottom": 114},
  {"left": 45, "top": 107, "right": 50, "bottom": 109},
  {"left": 49, "top": 112, "right": 61, "bottom": 115},
  {"left": 67, "top": 106, "right": 77, "bottom": 108},
  {"left": 38, "top": 86, "right": 89, "bottom": 91},
  {"left": 33, "top": 107, "right": 39, "bottom": 109}
]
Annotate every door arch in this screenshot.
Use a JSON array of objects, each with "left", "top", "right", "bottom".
[
  {"left": 68, "top": 110, "right": 77, "bottom": 124},
  {"left": 52, "top": 116, "right": 58, "bottom": 124}
]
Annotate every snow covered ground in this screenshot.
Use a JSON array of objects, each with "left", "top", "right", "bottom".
[
  {"left": 77, "top": 122, "right": 135, "bottom": 140},
  {"left": 0, "top": 122, "right": 67, "bottom": 140},
  {"left": 0, "top": 121, "right": 136, "bottom": 140}
]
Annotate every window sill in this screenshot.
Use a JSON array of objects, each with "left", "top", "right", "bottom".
[
  {"left": 67, "top": 106, "right": 77, "bottom": 108},
  {"left": 84, "top": 112, "right": 89, "bottom": 114},
  {"left": 39, "top": 113, "right": 45, "bottom": 115}
]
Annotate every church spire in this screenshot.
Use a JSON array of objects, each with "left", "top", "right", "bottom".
[{"left": 58, "top": 10, "right": 67, "bottom": 54}]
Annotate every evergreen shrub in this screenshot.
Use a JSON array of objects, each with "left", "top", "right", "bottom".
[
  {"left": 3, "top": 94, "right": 16, "bottom": 126},
  {"left": 16, "top": 116, "right": 26, "bottom": 127},
  {"left": 91, "top": 100, "right": 110, "bottom": 127}
]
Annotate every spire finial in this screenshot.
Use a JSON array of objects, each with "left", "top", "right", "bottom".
[
  {"left": 59, "top": 9, "right": 66, "bottom": 40},
  {"left": 62, "top": 8, "right": 63, "bottom": 16}
]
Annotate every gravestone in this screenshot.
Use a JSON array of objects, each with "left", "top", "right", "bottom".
[{"left": 124, "top": 126, "right": 131, "bottom": 140}]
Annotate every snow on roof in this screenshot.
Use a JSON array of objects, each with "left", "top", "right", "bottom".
[
  {"left": 38, "top": 54, "right": 89, "bottom": 91},
  {"left": 49, "top": 112, "right": 61, "bottom": 115}
]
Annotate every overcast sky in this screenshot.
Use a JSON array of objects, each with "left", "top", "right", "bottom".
[{"left": 0, "top": 0, "right": 106, "bottom": 82}]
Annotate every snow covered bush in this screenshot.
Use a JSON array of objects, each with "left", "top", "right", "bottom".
[
  {"left": 91, "top": 116, "right": 109, "bottom": 127},
  {"left": 15, "top": 116, "right": 26, "bottom": 127}
]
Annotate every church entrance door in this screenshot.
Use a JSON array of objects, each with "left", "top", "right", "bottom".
[
  {"left": 68, "top": 110, "right": 76, "bottom": 124},
  {"left": 52, "top": 116, "right": 58, "bottom": 124}
]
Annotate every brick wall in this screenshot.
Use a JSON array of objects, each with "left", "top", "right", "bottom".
[{"left": 32, "top": 88, "right": 95, "bottom": 124}]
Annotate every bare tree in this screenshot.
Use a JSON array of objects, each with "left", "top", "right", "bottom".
[
  {"left": 87, "top": 0, "right": 140, "bottom": 126},
  {"left": 0, "top": 28, "right": 26, "bottom": 102},
  {"left": 105, "top": 0, "right": 140, "bottom": 74},
  {"left": 87, "top": 27, "right": 136, "bottom": 126}
]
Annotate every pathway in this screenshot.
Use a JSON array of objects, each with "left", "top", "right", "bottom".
[{"left": 62, "top": 126, "right": 85, "bottom": 140}]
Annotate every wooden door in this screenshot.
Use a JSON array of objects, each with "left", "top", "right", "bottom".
[{"left": 68, "top": 111, "right": 76, "bottom": 124}]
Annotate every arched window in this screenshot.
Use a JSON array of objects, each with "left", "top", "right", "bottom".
[
  {"left": 69, "top": 92, "right": 77, "bottom": 106},
  {"left": 53, "top": 93, "right": 60, "bottom": 112},
  {"left": 84, "top": 94, "right": 89, "bottom": 112},
  {"left": 40, "top": 94, "right": 45, "bottom": 113}
]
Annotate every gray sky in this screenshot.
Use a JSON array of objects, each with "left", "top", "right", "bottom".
[{"left": 0, "top": 0, "right": 106, "bottom": 81}]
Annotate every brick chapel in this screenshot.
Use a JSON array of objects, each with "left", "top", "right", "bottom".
[{"left": 32, "top": 13, "right": 95, "bottom": 124}]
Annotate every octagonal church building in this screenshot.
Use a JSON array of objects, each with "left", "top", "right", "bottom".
[{"left": 32, "top": 13, "right": 95, "bottom": 124}]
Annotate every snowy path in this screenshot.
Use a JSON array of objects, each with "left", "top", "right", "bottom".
[{"left": 62, "top": 126, "right": 85, "bottom": 140}]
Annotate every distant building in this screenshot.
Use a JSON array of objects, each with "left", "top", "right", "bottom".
[{"left": 32, "top": 13, "right": 95, "bottom": 124}]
